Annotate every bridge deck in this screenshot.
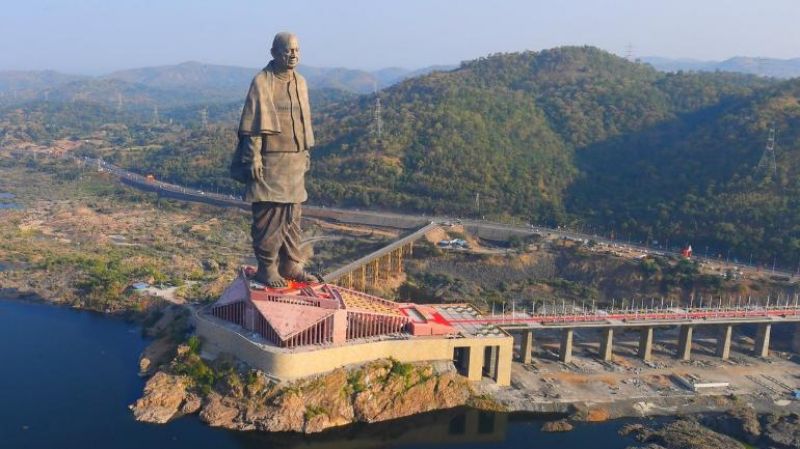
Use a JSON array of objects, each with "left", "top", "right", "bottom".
[
  {"left": 452, "top": 307, "right": 800, "bottom": 330},
  {"left": 323, "top": 222, "right": 438, "bottom": 282}
]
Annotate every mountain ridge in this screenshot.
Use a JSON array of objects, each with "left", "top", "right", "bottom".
[{"left": 643, "top": 56, "right": 800, "bottom": 79}]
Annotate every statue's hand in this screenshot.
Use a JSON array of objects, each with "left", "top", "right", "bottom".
[{"left": 250, "top": 160, "right": 263, "bottom": 181}]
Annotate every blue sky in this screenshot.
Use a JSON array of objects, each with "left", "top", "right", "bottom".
[{"left": 2, "top": 0, "right": 799, "bottom": 74}]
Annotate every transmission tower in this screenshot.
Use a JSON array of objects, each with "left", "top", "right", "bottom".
[
  {"left": 757, "top": 126, "right": 778, "bottom": 177},
  {"left": 756, "top": 57, "right": 769, "bottom": 77},
  {"left": 624, "top": 43, "right": 634, "bottom": 61},
  {"left": 199, "top": 107, "right": 209, "bottom": 130},
  {"left": 372, "top": 86, "right": 384, "bottom": 147}
]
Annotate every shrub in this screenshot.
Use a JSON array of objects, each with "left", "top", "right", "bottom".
[{"left": 186, "top": 335, "right": 201, "bottom": 354}]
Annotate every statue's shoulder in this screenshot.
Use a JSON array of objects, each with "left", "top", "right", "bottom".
[
  {"left": 251, "top": 67, "right": 271, "bottom": 84},
  {"left": 245, "top": 68, "right": 271, "bottom": 95}
]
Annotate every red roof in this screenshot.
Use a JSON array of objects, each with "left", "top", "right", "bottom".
[{"left": 250, "top": 300, "right": 334, "bottom": 340}]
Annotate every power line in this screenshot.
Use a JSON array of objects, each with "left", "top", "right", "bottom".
[
  {"left": 757, "top": 126, "right": 778, "bottom": 177},
  {"left": 624, "top": 43, "right": 634, "bottom": 61},
  {"left": 199, "top": 107, "right": 208, "bottom": 130},
  {"left": 372, "top": 84, "right": 384, "bottom": 147}
]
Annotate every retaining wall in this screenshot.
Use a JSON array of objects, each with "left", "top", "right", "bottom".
[{"left": 193, "top": 309, "right": 512, "bottom": 384}]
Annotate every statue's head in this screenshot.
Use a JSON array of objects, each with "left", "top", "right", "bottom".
[{"left": 271, "top": 32, "right": 300, "bottom": 70}]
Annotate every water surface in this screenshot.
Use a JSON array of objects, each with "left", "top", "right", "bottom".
[{"left": 0, "top": 299, "right": 641, "bottom": 449}]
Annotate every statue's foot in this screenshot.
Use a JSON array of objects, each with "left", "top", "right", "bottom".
[
  {"left": 281, "top": 263, "right": 324, "bottom": 283},
  {"left": 252, "top": 265, "right": 288, "bottom": 288}
]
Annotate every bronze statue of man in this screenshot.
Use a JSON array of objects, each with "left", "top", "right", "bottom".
[{"left": 231, "top": 32, "right": 320, "bottom": 287}]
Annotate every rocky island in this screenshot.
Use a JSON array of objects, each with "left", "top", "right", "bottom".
[{"left": 131, "top": 342, "right": 484, "bottom": 433}]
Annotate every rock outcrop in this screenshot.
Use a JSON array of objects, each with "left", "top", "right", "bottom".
[
  {"left": 129, "top": 372, "right": 192, "bottom": 423},
  {"left": 760, "top": 412, "right": 800, "bottom": 449},
  {"left": 629, "top": 419, "right": 746, "bottom": 449},
  {"left": 700, "top": 406, "right": 800, "bottom": 449},
  {"left": 132, "top": 358, "right": 474, "bottom": 433},
  {"left": 700, "top": 404, "right": 761, "bottom": 444},
  {"left": 138, "top": 337, "right": 177, "bottom": 376},
  {"left": 541, "top": 419, "right": 574, "bottom": 432}
]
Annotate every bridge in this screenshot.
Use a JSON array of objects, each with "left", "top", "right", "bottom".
[
  {"left": 480, "top": 301, "right": 800, "bottom": 365},
  {"left": 323, "top": 222, "right": 440, "bottom": 290}
]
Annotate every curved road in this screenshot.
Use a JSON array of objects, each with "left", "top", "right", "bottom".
[{"left": 81, "top": 156, "right": 798, "bottom": 282}]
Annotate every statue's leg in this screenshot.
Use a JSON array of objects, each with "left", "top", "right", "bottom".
[
  {"left": 251, "top": 202, "right": 288, "bottom": 287},
  {"left": 279, "top": 203, "right": 322, "bottom": 282}
]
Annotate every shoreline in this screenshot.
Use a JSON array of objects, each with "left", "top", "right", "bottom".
[
  {"left": 497, "top": 391, "right": 800, "bottom": 421},
  {"left": 4, "top": 294, "right": 799, "bottom": 438}
]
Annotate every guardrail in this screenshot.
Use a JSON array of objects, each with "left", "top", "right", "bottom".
[{"left": 450, "top": 305, "right": 800, "bottom": 327}]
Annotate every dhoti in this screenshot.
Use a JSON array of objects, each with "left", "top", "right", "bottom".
[{"left": 251, "top": 202, "right": 304, "bottom": 269}]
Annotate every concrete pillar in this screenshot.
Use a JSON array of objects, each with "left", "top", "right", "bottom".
[
  {"left": 716, "top": 324, "right": 733, "bottom": 360},
  {"left": 677, "top": 325, "right": 693, "bottom": 360},
  {"left": 485, "top": 346, "right": 499, "bottom": 379},
  {"left": 496, "top": 342, "right": 512, "bottom": 386},
  {"left": 466, "top": 347, "right": 482, "bottom": 382},
  {"left": 599, "top": 328, "right": 614, "bottom": 361},
  {"left": 464, "top": 409, "right": 479, "bottom": 435},
  {"left": 519, "top": 330, "right": 533, "bottom": 364},
  {"left": 638, "top": 327, "right": 653, "bottom": 361},
  {"left": 754, "top": 323, "right": 771, "bottom": 358},
  {"left": 559, "top": 328, "right": 574, "bottom": 363}
]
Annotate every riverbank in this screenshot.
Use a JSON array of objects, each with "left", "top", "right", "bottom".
[
  {"left": 0, "top": 299, "right": 629, "bottom": 449},
  {"left": 4, "top": 297, "right": 799, "bottom": 448},
  {"left": 129, "top": 337, "right": 494, "bottom": 433}
]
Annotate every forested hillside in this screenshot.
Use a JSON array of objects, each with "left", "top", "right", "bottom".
[
  {"left": 3, "top": 46, "right": 798, "bottom": 268},
  {"left": 308, "top": 47, "right": 770, "bottom": 211},
  {"left": 308, "top": 47, "right": 795, "bottom": 266},
  {"left": 570, "top": 78, "right": 800, "bottom": 266}
]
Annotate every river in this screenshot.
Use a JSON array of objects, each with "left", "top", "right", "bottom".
[{"left": 0, "top": 299, "right": 643, "bottom": 449}]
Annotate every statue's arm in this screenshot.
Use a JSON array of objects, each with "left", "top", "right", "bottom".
[{"left": 239, "top": 133, "right": 263, "bottom": 180}]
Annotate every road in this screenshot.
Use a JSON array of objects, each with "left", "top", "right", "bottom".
[{"left": 80, "top": 156, "right": 798, "bottom": 282}]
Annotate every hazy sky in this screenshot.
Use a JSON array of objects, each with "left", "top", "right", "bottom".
[{"left": 3, "top": 0, "right": 799, "bottom": 74}]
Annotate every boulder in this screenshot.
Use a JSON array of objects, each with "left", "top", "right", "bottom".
[
  {"left": 129, "top": 372, "right": 189, "bottom": 424},
  {"left": 541, "top": 419, "right": 574, "bottom": 432},
  {"left": 199, "top": 393, "right": 246, "bottom": 429}
]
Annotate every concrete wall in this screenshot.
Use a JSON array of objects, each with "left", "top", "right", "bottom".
[{"left": 194, "top": 310, "right": 512, "bottom": 385}]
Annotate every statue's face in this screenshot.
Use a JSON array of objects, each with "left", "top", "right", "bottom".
[{"left": 273, "top": 36, "right": 300, "bottom": 70}]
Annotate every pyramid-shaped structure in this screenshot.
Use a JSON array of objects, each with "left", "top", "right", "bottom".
[{"left": 250, "top": 300, "right": 335, "bottom": 340}]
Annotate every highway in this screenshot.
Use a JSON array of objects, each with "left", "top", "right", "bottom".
[{"left": 81, "top": 156, "right": 798, "bottom": 281}]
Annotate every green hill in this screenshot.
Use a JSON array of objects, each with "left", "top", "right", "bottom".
[
  {"left": 569, "top": 78, "right": 800, "bottom": 265},
  {"left": 309, "top": 47, "right": 771, "bottom": 212},
  {"left": 5, "top": 46, "right": 798, "bottom": 268},
  {"left": 308, "top": 46, "right": 797, "bottom": 266}
]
